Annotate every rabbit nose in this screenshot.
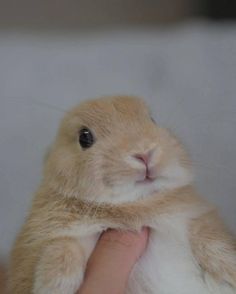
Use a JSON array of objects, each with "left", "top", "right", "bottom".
[{"left": 134, "top": 153, "right": 149, "bottom": 167}]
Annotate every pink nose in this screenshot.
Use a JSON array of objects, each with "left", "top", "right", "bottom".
[
  {"left": 133, "top": 153, "right": 149, "bottom": 167},
  {"left": 133, "top": 149, "right": 157, "bottom": 182}
]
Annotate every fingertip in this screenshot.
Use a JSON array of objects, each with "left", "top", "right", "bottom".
[
  {"left": 98, "top": 227, "right": 149, "bottom": 260},
  {"left": 79, "top": 228, "right": 150, "bottom": 293}
]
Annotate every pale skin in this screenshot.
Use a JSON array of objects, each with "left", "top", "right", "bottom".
[{"left": 78, "top": 228, "right": 149, "bottom": 294}]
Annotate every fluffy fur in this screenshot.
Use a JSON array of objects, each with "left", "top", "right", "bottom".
[{"left": 8, "top": 96, "right": 236, "bottom": 293}]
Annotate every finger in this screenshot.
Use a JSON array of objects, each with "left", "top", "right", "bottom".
[
  {"left": 79, "top": 228, "right": 149, "bottom": 294},
  {"left": 97, "top": 227, "right": 149, "bottom": 264}
]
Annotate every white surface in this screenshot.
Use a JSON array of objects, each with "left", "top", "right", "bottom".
[{"left": 0, "top": 22, "right": 236, "bottom": 260}]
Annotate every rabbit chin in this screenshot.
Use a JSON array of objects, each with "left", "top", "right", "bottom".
[{"left": 96, "top": 162, "right": 193, "bottom": 204}]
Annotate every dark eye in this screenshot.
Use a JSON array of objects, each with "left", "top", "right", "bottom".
[{"left": 79, "top": 127, "right": 95, "bottom": 149}]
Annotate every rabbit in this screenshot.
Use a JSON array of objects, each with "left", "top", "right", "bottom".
[{"left": 8, "top": 96, "right": 236, "bottom": 294}]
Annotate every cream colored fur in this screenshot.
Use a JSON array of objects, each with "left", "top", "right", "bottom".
[{"left": 8, "top": 96, "right": 236, "bottom": 294}]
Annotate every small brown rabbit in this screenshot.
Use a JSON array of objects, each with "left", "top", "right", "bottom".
[{"left": 8, "top": 96, "right": 236, "bottom": 294}]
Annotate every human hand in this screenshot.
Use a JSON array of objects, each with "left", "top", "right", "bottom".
[{"left": 78, "top": 228, "right": 149, "bottom": 294}]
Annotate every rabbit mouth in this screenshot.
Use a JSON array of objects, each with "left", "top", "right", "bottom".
[
  {"left": 135, "top": 165, "right": 158, "bottom": 185},
  {"left": 136, "top": 175, "right": 157, "bottom": 185}
]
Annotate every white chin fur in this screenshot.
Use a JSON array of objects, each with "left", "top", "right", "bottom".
[{"left": 95, "top": 161, "right": 192, "bottom": 205}]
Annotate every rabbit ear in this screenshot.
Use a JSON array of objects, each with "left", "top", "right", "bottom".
[{"left": 190, "top": 210, "right": 236, "bottom": 288}]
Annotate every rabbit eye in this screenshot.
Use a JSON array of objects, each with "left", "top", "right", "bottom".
[{"left": 79, "top": 127, "right": 95, "bottom": 149}]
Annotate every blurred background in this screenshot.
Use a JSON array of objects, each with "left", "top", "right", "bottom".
[
  {"left": 0, "top": 0, "right": 235, "bottom": 28},
  {"left": 0, "top": 0, "right": 236, "bottom": 269}
]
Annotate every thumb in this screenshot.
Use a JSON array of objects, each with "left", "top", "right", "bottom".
[{"left": 79, "top": 228, "right": 149, "bottom": 294}]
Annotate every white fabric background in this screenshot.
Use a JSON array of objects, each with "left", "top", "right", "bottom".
[{"left": 0, "top": 22, "right": 236, "bottom": 261}]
